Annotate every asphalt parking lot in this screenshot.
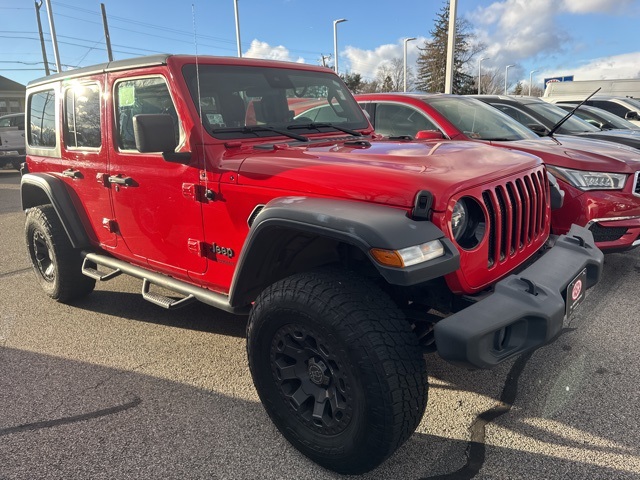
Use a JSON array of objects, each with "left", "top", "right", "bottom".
[{"left": 1, "top": 168, "right": 639, "bottom": 479}]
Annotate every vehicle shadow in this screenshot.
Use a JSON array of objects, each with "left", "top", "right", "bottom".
[{"left": 1, "top": 347, "right": 638, "bottom": 480}]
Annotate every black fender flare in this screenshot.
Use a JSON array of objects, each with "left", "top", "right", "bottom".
[
  {"left": 229, "top": 196, "right": 460, "bottom": 307},
  {"left": 21, "top": 173, "right": 91, "bottom": 249}
]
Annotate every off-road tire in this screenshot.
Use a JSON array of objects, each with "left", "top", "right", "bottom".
[
  {"left": 247, "top": 270, "right": 428, "bottom": 474},
  {"left": 25, "top": 205, "right": 95, "bottom": 302}
]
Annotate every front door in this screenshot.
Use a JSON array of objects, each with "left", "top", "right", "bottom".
[{"left": 107, "top": 73, "right": 206, "bottom": 278}]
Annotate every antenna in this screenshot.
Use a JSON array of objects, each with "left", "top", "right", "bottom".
[{"left": 191, "top": 4, "right": 211, "bottom": 198}]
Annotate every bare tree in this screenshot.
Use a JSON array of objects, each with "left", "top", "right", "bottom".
[{"left": 374, "top": 58, "right": 410, "bottom": 92}]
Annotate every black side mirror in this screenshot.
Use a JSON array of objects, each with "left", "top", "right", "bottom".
[
  {"left": 625, "top": 111, "right": 639, "bottom": 121},
  {"left": 133, "top": 114, "right": 191, "bottom": 164},
  {"left": 527, "top": 124, "right": 548, "bottom": 136}
]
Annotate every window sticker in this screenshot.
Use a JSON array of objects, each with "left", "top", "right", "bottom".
[{"left": 118, "top": 85, "right": 135, "bottom": 107}]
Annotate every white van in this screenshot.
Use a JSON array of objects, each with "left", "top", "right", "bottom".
[{"left": 544, "top": 79, "right": 640, "bottom": 98}]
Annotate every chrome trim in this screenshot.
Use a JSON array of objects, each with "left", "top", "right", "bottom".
[
  {"left": 633, "top": 171, "right": 639, "bottom": 198},
  {"left": 585, "top": 215, "right": 640, "bottom": 228},
  {"left": 633, "top": 239, "right": 640, "bottom": 247}
]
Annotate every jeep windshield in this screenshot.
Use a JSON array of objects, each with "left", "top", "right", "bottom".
[
  {"left": 182, "top": 64, "right": 369, "bottom": 140},
  {"left": 423, "top": 96, "right": 539, "bottom": 141}
]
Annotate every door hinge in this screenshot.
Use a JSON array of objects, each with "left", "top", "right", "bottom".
[
  {"left": 102, "top": 218, "right": 118, "bottom": 233},
  {"left": 188, "top": 238, "right": 208, "bottom": 257},
  {"left": 182, "top": 183, "right": 209, "bottom": 202}
]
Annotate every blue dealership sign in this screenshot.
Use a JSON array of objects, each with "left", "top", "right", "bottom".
[{"left": 544, "top": 75, "right": 574, "bottom": 86}]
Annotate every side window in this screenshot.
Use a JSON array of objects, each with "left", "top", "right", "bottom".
[
  {"left": 493, "top": 104, "right": 539, "bottom": 126},
  {"left": 590, "top": 100, "right": 629, "bottom": 117},
  {"left": 28, "top": 90, "right": 56, "bottom": 148},
  {"left": 374, "top": 103, "right": 438, "bottom": 137},
  {"left": 64, "top": 84, "right": 101, "bottom": 149},
  {"left": 115, "top": 77, "right": 178, "bottom": 151}
]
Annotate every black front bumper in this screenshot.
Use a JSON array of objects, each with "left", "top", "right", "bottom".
[{"left": 434, "top": 224, "right": 604, "bottom": 370}]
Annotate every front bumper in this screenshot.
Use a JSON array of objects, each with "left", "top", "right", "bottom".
[{"left": 434, "top": 224, "right": 604, "bottom": 370}]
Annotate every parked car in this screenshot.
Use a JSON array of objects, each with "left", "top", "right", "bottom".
[
  {"left": 543, "top": 94, "right": 640, "bottom": 126},
  {"left": 22, "top": 55, "right": 603, "bottom": 474},
  {"left": 355, "top": 93, "right": 640, "bottom": 252},
  {"left": 472, "top": 95, "right": 640, "bottom": 151},
  {"left": 556, "top": 103, "right": 640, "bottom": 131},
  {"left": 0, "top": 112, "right": 26, "bottom": 170}
]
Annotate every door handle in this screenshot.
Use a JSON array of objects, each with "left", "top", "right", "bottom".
[
  {"left": 62, "top": 168, "right": 82, "bottom": 179},
  {"left": 108, "top": 175, "right": 135, "bottom": 186}
]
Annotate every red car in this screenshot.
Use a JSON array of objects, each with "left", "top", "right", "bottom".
[{"left": 355, "top": 93, "right": 640, "bottom": 252}]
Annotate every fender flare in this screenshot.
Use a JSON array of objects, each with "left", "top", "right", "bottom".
[
  {"left": 21, "top": 173, "right": 91, "bottom": 249},
  {"left": 229, "top": 196, "right": 460, "bottom": 307}
]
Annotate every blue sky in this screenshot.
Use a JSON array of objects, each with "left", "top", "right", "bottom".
[{"left": 1, "top": 0, "right": 639, "bottom": 89}]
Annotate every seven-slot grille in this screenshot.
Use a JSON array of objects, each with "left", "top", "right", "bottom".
[{"left": 481, "top": 169, "right": 548, "bottom": 268}]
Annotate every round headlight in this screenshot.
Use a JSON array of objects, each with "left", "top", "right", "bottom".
[
  {"left": 451, "top": 201, "right": 468, "bottom": 241},
  {"left": 450, "top": 197, "right": 486, "bottom": 250}
]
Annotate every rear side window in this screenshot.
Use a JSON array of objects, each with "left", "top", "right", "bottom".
[
  {"left": 28, "top": 90, "right": 56, "bottom": 148},
  {"left": 64, "top": 84, "right": 101, "bottom": 149},
  {"left": 115, "top": 77, "right": 178, "bottom": 150},
  {"left": 589, "top": 100, "right": 630, "bottom": 117}
]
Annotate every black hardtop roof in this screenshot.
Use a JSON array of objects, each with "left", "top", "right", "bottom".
[
  {"left": 27, "top": 54, "right": 335, "bottom": 88},
  {"left": 28, "top": 54, "right": 171, "bottom": 87}
]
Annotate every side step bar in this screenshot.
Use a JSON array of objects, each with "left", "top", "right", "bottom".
[{"left": 81, "top": 252, "right": 249, "bottom": 315}]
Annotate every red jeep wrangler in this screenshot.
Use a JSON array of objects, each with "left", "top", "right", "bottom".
[{"left": 21, "top": 55, "right": 603, "bottom": 474}]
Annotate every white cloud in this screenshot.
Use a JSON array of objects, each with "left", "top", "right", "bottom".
[
  {"left": 561, "top": 0, "right": 634, "bottom": 14},
  {"left": 244, "top": 40, "right": 305, "bottom": 64},
  {"left": 470, "top": 0, "right": 638, "bottom": 79},
  {"left": 539, "top": 52, "right": 640, "bottom": 81},
  {"left": 342, "top": 37, "right": 427, "bottom": 81}
]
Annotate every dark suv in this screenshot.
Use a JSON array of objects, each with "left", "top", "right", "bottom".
[{"left": 21, "top": 55, "right": 602, "bottom": 474}]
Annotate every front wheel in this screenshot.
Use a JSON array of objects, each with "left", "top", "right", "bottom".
[
  {"left": 247, "top": 270, "right": 428, "bottom": 474},
  {"left": 25, "top": 205, "right": 95, "bottom": 302}
]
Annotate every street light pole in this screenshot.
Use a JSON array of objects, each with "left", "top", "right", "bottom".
[
  {"left": 504, "top": 64, "right": 515, "bottom": 95},
  {"left": 233, "top": 0, "right": 242, "bottom": 57},
  {"left": 403, "top": 37, "right": 416, "bottom": 92},
  {"left": 444, "top": 0, "right": 458, "bottom": 94},
  {"left": 529, "top": 69, "right": 538, "bottom": 96},
  {"left": 477, "top": 56, "right": 488, "bottom": 95},
  {"left": 333, "top": 18, "right": 347, "bottom": 74}
]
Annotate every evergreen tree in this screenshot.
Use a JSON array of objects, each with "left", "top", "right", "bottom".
[
  {"left": 513, "top": 81, "right": 524, "bottom": 95},
  {"left": 416, "top": 3, "right": 482, "bottom": 94},
  {"left": 341, "top": 72, "right": 364, "bottom": 94}
]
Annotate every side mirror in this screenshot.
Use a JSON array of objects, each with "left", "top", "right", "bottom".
[
  {"left": 133, "top": 114, "right": 191, "bottom": 164},
  {"left": 415, "top": 130, "right": 444, "bottom": 140},
  {"left": 527, "top": 124, "right": 548, "bottom": 136},
  {"left": 625, "top": 111, "right": 639, "bottom": 121}
]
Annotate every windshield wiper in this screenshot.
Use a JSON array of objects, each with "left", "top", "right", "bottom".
[
  {"left": 546, "top": 87, "right": 601, "bottom": 137},
  {"left": 211, "top": 125, "right": 309, "bottom": 142},
  {"left": 288, "top": 122, "right": 363, "bottom": 137}
]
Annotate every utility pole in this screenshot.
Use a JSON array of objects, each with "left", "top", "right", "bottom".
[
  {"left": 44, "top": 0, "right": 61, "bottom": 73},
  {"left": 320, "top": 54, "right": 331, "bottom": 68},
  {"left": 444, "top": 0, "right": 458, "bottom": 94},
  {"left": 34, "top": 1, "right": 50, "bottom": 75},
  {"left": 101, "top": 3, "right": 113, "bottom": 61}
]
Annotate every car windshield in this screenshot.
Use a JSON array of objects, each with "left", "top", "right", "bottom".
[
  {"left": 526, "top": 102, "right": 600, "bottom": 134},
  {"left": 182, "top": 64, "right": 369, "bottom": 140},
  {"left": 423, "top": 96, "right": 539, "bottom": 141}
]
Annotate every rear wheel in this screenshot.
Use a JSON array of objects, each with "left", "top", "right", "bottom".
[
  {"left": 247, "top": 270, "right": 428, "bottom": 474},
  {"left": 25, "top": 205, "right": 95, "bottom": 302}
]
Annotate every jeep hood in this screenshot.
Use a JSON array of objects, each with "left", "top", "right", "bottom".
[
  {"left": 234, "top": 139, "right": 542, "bottom": 212},
  {"left": 492, "top": 135, "right": 640, "bottom": 173}
]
